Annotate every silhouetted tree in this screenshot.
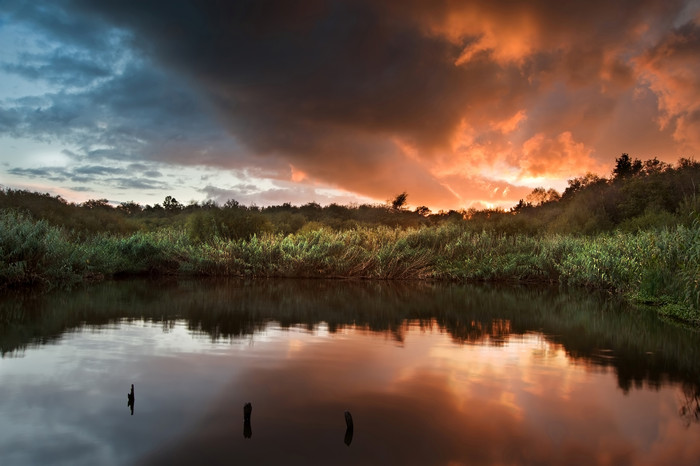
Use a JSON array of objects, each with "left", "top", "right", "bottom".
[
  {"left": 117, "top": 201, "right": 143, "bottom": 215},
  {"left": 200, "top": 199, "right": 218, "bottom": 210},
  {"left": 546, "top": 188, "right": 561, "bottom": 203},
  {"left": 512, "top": 199, "right": 532, "bottom": 212},
  {"left": 563, "top": 173, "right": 606, "bottom": 198},
  {"left": 82, "top": 199, "right": 111, "bottom": 209},
  {"left": 415, "top": 205, "right": 431, "bottom": 217},
  {"left": 613, "top": 153, "right": 642, "bottom": 180},
  {"left": 524, "top": 188, "right": 562, "bottom": 207},
  {"left": 642, "top": 157, "right": 670, "bottom": 175},
  {"left": 145, "top": 203, "right": 164, "bottom": 212},
  {"left": 163, "top": 196, "right": 183, "bottom": 212},
  {"left": 679, "top": 157, "right": 700, "bottom": 169},
  {"left": 391, "top": 192, "right": 408, "bottom": 211},
  {"left": 224, "top": 199, "right": 240, "bottom": 209}
]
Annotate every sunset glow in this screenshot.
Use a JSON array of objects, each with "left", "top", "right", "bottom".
[{"left": 1, "top": 1, "right": 699, "bottom": 210}]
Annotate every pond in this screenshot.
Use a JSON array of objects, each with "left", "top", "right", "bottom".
[{"left": 0, "top": 279, "right": 699, "bottom": 465}]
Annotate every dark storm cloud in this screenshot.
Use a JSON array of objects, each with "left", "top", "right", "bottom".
[
  {"left": 69, "top": 0, "right": 515, "bottom": 147},
  {"left": 2, "top": 0, "right": 700, "bottom": 208},
  {"left": 57, "top": 0, "right": 502, "bottom": 205},
  {"left": 60, "top": 1, "right": 698, "bottom": 201},
  {"left": 76, "top": 2, "right": 518, "bottom": 206}
]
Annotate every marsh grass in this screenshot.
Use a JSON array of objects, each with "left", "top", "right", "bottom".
[
  {"left": 0, "top": 211, "right": 84, "bottom": 287},
  {"left": 2, "top": 210, "right": 699, "bottom": 324}
]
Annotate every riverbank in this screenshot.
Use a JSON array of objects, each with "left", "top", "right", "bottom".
[{"left": 2, "top": 210, "right": 699, "bottom": 326}]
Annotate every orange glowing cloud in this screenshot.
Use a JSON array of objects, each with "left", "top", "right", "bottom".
[
  {"left": 520, "top": 131, "right": 604, "bottom": 179},
  {"left": 636, "top": 20, "right": 700, "bottom": 149},
  {"left": 4, "top": 1, "right": 700, "bottom": 209},
  {"left": 492, "top": 110, "right": 527, "bottom": 135},
  {"left": 289, "top": 164, "right": 307, "bottom": 182},
  {"left": 412, "top": 2, "right": 544, "bottom": 65}
]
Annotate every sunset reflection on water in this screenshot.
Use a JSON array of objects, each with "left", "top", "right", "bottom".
[
  {"left": 138, "top": 319, "right": 699, "bottom": 465},
  {"left": 1, "top": 280, "right": 699, "bottom": 465}
]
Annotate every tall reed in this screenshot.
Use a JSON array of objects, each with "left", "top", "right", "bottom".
[
  {"left": 2, "top": 210, "right": 699, "bottom": 324},
  {"left": 0, "top": 210, "right": 84, "bottom": 287}
]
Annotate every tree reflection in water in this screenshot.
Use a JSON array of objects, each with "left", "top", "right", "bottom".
[
  {"left": 1, "top": 278, "right": 700, "bottom": 464},
  {"left": 1, "top": 278, "right": 699, "bottom": 417},
  {"left": 680, "top": 383, "right": 700, "bottom": 427}
]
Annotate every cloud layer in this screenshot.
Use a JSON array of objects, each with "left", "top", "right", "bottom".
[{"left": 1, "top": 0, "right": 699, "bottom": 209}]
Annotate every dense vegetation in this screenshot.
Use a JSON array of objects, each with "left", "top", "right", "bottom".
[{"left": 1, "top": 154, "right": 699, "bottom": 324}]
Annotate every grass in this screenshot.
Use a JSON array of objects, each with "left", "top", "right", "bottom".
[{"left": 2, "top": 209, "right": 699, "bottom": 325}]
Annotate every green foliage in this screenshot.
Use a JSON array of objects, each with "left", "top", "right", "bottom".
[
  {"left": 0, "top": 189, "right": 140, "bottom": 237},
  {"left": 185, "top": 207, "right": 272, "bottom": 243},
  {"left": 680, "top": 218, "right": 700, "bottom": 312},
  {"left": 678, "top": 194, "right": 700, "bottom": 225},
  {"left": 2, "top": 209, "right": 699, "bottom": 324},
  {"left": 265, "top": 210, "right": 306, "bottom": 236},
  {"left": 186, "top": 211, "right": 218, "bottom": 243},
  {"left": 617, "top": 208, "right": 677, "bottom": 232},
  {"left": 0, "top": 210, "right": 85, "bottom": 288},
  {"left": 86, "top": 231, "right": 181, "bottom": 276}
]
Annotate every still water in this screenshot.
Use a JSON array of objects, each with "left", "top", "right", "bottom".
[{"left": 1, "top": 279, "right": 699, "bottom": 465}]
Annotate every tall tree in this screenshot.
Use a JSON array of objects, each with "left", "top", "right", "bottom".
[{"left": 613, "top": 153, "right": 642, "bottom": 180}]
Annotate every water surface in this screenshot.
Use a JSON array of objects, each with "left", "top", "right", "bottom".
[{"left": 1, "top": 279, "right": 699, "bottom": 465}]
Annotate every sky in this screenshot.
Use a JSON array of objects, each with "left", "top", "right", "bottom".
[{"left": 1, "top": 0, "right": 700, "bottom": 211}]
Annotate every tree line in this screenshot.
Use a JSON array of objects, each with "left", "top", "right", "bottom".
[{"left": 1, "top": 154, "right": 698, "bottom": 242}]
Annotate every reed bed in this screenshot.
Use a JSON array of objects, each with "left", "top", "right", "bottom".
[{"left": 2, "top": 210, "right": 699, "bottom": 324}]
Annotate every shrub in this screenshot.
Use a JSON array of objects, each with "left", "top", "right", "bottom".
[{"left": 0, "top": 210, "right": 85, "bottom": 288}]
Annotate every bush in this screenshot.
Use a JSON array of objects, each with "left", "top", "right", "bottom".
[{"left": 0, "top": 210, "right": 85, "bottom": 288}]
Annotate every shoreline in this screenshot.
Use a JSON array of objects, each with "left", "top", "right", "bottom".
[
  {"left": 3, "top": 260, "right": 696, "bottom": 328},
  {"left": 2, "top": 211, "right": 699, "bottom": 327}
]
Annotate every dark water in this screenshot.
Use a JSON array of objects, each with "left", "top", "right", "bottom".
[{"left": 1, "top": 279, "right": 699, "bottom": 465}]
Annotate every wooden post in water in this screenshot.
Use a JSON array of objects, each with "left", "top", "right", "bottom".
[
  {"left": 344, "top": 410, "right": 354, "bottom": 446},
  {"left": 243, "top": 402, "right": 252, "bottom": 439},
  {"left": 127, "top": 384, "right": 135, "bottom": 416}
]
